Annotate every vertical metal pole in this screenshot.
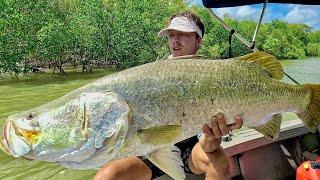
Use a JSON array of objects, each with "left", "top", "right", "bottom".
[{"left": 251, "top": 0, "right": 268, "bottom": 49}]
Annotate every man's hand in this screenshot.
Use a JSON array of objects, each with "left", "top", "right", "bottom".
[{"left": 199, "top": 113, "right": 243, "bottom": 153}]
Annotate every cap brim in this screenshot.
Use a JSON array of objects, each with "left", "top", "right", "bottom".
[{"left": 158, "top": 26, "right": 196, "bottom": 37}]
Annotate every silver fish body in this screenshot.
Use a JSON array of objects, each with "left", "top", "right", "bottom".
[{"left": 1, "top": 52, "right": 320, "bottom": 176}]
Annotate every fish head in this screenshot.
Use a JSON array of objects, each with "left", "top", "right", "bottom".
[
  {"left": 0, "top": 92, "right": 87, "bottom": 158},
  {"left": 0, "top": 90, "right": 130, "bottom": 163}
]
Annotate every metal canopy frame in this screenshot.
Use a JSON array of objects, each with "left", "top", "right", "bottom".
[
  {"left": 202, "top": 0, "right": 320, "bottom": 8},
  {"left": 204, "top": 0, "right": 300, "bottom": 84}
]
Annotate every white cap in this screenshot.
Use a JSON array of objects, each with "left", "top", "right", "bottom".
[{"left": 158, "top": 16, "right": 203, "bottom": 38}]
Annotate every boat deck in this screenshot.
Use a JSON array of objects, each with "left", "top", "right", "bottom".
[{"left": 158, "top": 119, "right": 310, "bottom": 179}]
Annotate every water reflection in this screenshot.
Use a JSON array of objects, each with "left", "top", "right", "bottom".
[{"left": 281, "top": 57, "right": 320, "bottom": 84}]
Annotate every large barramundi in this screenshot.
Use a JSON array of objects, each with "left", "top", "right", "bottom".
[{"left": 1, "top": 52, "right": 320, "bottom": 179}]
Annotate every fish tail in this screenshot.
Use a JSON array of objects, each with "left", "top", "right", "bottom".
[{"left": 299, "top": 84, "right": 320, "bottom": 132}]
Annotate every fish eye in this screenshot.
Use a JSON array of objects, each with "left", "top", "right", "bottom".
[{"left": 26, "top": 113, "right": 35, "bottom": 120}]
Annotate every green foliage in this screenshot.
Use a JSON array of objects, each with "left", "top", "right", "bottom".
[
  {"left": 308, "top": 30, "right": 320, "bottom": 43},
  {"left": 257, "top": 20, "right": 309, "bottom": 59},
  {"left": 306, "top": 43, "right": 320, "bottom": 56},
  {"left": 1, "top": 1, "right": 319, "bottom": 75},
  {"left": 193, "top": 9, "right": 313, "bottom": 60},
  {"left": 285, "top": 45, "right": 306, "bottom": 59},
  {"left": 106, "top": 0, "right": 187, "bottom": 68},
  {"left": 263, "top": 36, "right": 282, "bottom": 57}
]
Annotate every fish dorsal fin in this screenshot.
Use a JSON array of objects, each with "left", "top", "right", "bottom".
[
  {"left": 255, "top": 113, "right": 282, "bottom": 140},
  {"left": 137, "top": 125, "right": 182, "bottom": 145},
  {"left": 239, "top": 51, "right": 284, "bottom": 80},
  {"left": 147, "top": 146, "right": 186, "bottom": 180}
]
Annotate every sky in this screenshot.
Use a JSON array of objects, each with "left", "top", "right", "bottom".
[{"left": 190, "top": 1, "right": 320, "bottom": 30}]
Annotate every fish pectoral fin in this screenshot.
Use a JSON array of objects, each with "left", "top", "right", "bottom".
[
  {"left": 255, "top": 113, "right": 282, "bottom": 140},
  {"left": 239, "top": 51, "right": 284, "bottom": 80},
  {"left": 147, "top": 146, "right": 186, "bottom": 180},
  {"left": 82, "top": 103, "right": 89, "bottom": 140},
  {"left": 137, "top": 125, "right": 182, "bottom": 145}
]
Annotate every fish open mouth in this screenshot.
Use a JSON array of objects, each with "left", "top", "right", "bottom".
[
  {"left": 11, "top": 120, "right": 40, "bottom": 146},
  {"left": 0, "top": 120, "right": 41, "bottom": 156}
]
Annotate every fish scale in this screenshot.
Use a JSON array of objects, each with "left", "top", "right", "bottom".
[{"left": 111, "top": 59, "right": 302, "bottom": 126}]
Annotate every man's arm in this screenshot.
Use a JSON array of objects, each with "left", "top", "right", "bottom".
[{"left": 188, "top": 113, "right": 243, "bottom": 179}]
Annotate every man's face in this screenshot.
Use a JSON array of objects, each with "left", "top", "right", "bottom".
[{"left": 168, "top": 30, "right": 202, "bottom": 57}]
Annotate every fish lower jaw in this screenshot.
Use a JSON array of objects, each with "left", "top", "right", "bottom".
[
  {"left": 0, "top": 122, "right": 13, "bottom": 155},
  {"left": 0, "top": 139, "right": 12, "bottom": 156},
  {"left": 2, "top": 121, "right": 32, "bottom": 157}
]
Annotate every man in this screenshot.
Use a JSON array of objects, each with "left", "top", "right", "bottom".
[
  {"left": 159, "top": 11, "right": 203, "bottom": 59},
  {"left": 94, "top": 11, "right": 243, "bottom": 180}
]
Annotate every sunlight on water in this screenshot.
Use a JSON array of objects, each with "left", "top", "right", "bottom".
[
  {"left": 281, "top": 57, "right": 320, "bottom": 84},
  {"left": 0, "top": 58, "right": 319, "bottom": 179}
]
